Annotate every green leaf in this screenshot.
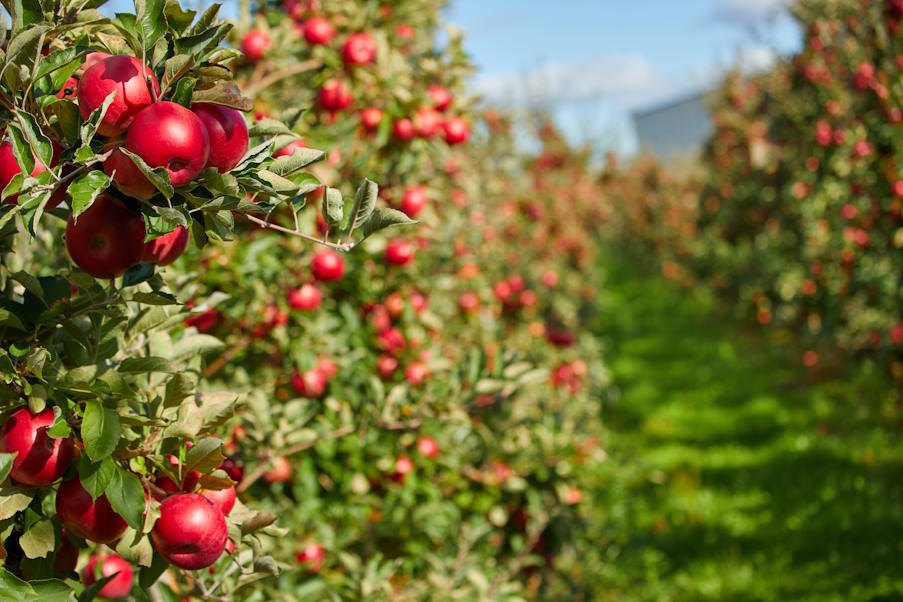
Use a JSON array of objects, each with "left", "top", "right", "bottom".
[
  {"left": 6, "top": 123, "right": 34, "bottom": 175},
  {"left": 11, "top": 271, "right": 42, "bottom": 301},
  {"left": 164, "top": 373, "right": 196, "bottom": 408},
  {"left": 122, "top": 262, "right": 156, "bottom": 288},
  {"left": 268, "top": 147, "right": 325, "bottom": 176},
  {"left": 135, "top": 0, "right": 166, "bottom": 48},
  {"left": 171, "top": 76, "right": 196, "bottom": 106},
  {"left": 187, "top": 2, "right": 221, "bottom": 35},
  {"left": 254, "top": 170, "right": 298, "bottom": 195},
  {"left": 0, "top": 487, "right": 33, "bottom": 520},
  {"left": 0, "top": 453, "right": 17, "bottom": 484},
  {"left": 247, "top": 119, "right": 294, "bottom": 137},
  {"left": 176, "top": 22, "right": 232, "bottom": 58},
  {"left": 77, "top": 456, "right": 116, "bottom": 500},
  {"left": 115, "top": 526, "right": 153, "bottom": 567},
  {"left": 190, "top": 80, "right": 252, "bottom": 111},
  {"left": 322, "top": 187, "right": 343, "bottom": 229},
  {"left": 346, "top": 178, "right": 377, "bottom": 232},
  {"left": 79, "top": 91, "right": 117, "bottom": 146},
  {"left": 4, "top": 24, "right": 49, "bottom": 75},
  {"left": 107, "top": 466, "right": 145, "bottom": 529},
  {"left": 184, "top": 437, "right": 224, "bottom": 474},
  {"left": 81, "top": 399, "right": 121, "bottom": 462},
  {"left": 118, "top": 356, "right": 176, "bottom": 374},
  {"left": 170, "top": 334, "right": 222, "bottom": 361},
  {"left": 160, "top": 53, "right": 193, "bottom": 93},
  {"left": 0, "top": 567, "right": 72, "bottom": 602},
  {"left": 358, "top": 208, "right": 417, "bottom": 242},
  {"left": 68, "top": 170, "right": 111, "bottom": 219},
  {"left": 138, "top": 552, "right": 169, "bottom": 591},
  {"left": 118, "top": 148, "right": 174, "bottom": 199},
  {"left": 163, "top": 0, "right": 196, "bottom": 34},
  {"left": 19, "top": 519, "right": 54, "bottom": 559},
  {"left": 13, "top": 111, "right": 52, "bottom": 169}
]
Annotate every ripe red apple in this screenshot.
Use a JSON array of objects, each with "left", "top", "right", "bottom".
[
  {"left": 385, "top": 239, "right": 414, "bottom": 265},
  {"left": 428, "top": 84, "right": 452, "bottom": 111},
  {"left": 103, "top": 145, "right": 157, "bottom": 200},
  {"left": 311, "top": 250, "right": 345, "bottom": 281},
  {"left": 361, "top": 107, "right": 383, "bottom": 131},
  {"left": 77, "top": 55, "right": 159, "bottom": 137},
  {"left": 56, "top": 77, "right": 78, "bottom": 100},
  {"left": 263, "top": 456, "right": 292, "bottom": 483},
  {"left": 287, "top": 283, "right": 321, "bottom": 310},
  {"left": 395, "top": 23, "right": 414, "bottom": 40},
  {"left": 342, "top": 32, "right": 376, "bottom": 65},
  {"left": 458, "top": 291, "right": 480, "bottom": 313},
  {"left": 274, "top": 139, "right": 307, "bottom": 158},
  {"left": 53, "top": 529, "right": 78, "bottom": 576},
  {"left": 317, "top": 358, "right": 338, "bottom": 379},
  {"left": 404, "top": 362, "right": 429, "bottom": 385},
  {"left": 417, "top": 436, "right": 439, "bottom": 459},
  {"left": 400, "top": 186, "right": 427, "bottom": 217},
  {"left": 192, "top": 103, "right": 249, "bottom": 172},
  {"left": 442, "top": 117, "right": 470, "bottom": 145},
  {"left": 378, "top": 327, "right": 406, "bottom": 355},
  {"left": 319, "top": 80, "right": 352, "bottom": 112},
  {"left": 392, "top": 454, "right": 413, "bottom": 483},
  {"left": 66, "top": 194, "right": 146, "bottom": 278},
  {"left": 122, "top": 101, "right": 210, "bottom": 187},
  {"left": 376, "top": 354, "right": 398, "bottom": 379},
  {"left": 304, "top": 17, "right": 335, "bottom": 44},
  {"left": 291, "top": 368, "right": 326, "bottom": 397},
  {"left": 201, "top": 486, "right": 236, "bottom": 516},
  {"left": 295, "top": 543, "right": 325, "bottom": 573},
  {"left": 414, "top": 107, "right": 441, "bottom": 138},
  {"left": 143, "top": 225, "right": 189, "bottom": 266},
  {"left": 241, "top": 30, "right": 271, "bottom": 62},
  {"left": 0, "top": 407, "right": 74, "bottom": 486},
  {"left": 564, "top": 487, "right": 583, "bottom": 505},
  {"left": 152, "top": 493, "right": 227, "bottom": 570},
  {"left": 56, "top": 477, "right": 128, "bottom": 543},
  {"left": 82, "top": 554, "right": 133, "bottom": 599},
  {"left": 0, "top": 141, "right": 64, "bottom": 206},
  {"left": 392, "top": 117, "right": 415, "bottom": 141},
  {"left": 80, "top": 51, "right": 111, "bottom": 74}
]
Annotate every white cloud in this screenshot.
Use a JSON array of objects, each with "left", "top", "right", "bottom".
[{"left": 472, "top": 54, "right": 672, "bottom": 110}]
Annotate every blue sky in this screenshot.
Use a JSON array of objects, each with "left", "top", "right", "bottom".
[{"left": 442, "top": 0, "right": 802, "bottom": 154}]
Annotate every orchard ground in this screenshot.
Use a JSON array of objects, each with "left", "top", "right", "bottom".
[{"left": 587, "top": 250, "right": 903, "bottom": 601}]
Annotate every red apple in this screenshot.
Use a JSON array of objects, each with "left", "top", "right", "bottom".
[
  {"left": 404, "top": 362, "right": 429, "bottom": 385},
  {"left": 103, "top": 145, "right": 157, "bottom": 200},
  {"left": 392, "top": 454, "right": 413, "bottom": 482},
  {"left": 143, "top": 225, "right": 189, "bottom": 266},
  {"left": 263, "top": 456, "right": 292, "bottom": 483},
  {"left": 291, "top": 368, "right": 326, "bottom": 397},
  {"left": 395, "top": 23, "right": 414, "bottom": 40},
  {"left": 414, "top": 107, "right": 441, "bottom": 138},
  {"left": 442, "top": 117, "right": 470, "bottom": 145},
  {"left": 319, "top": 80, "right": 352, "bottom": 112},
  {"left": 192, "top": 103, "right": 249, "bottom": 172},
  {"left": 417, "top": 436, "right": 439, "bottom": 459},
  {"left": 428, "top": 84, "right": 452, "bottom": 111},
  {"left": 80, "top": 51, "right": 111, "bottom": 74},
  {"left": 287, "top": 283, "right": 321, "bottom": 310},
  {"left": 311, "top": 250, "right": 345, "bottom": 281},
  {"left": 66, "top": 194, "right": 146, "bottom": 278},
  {"left": 361, "top": 107, "right": 383, "bottom": 131},
  {"left": 385, "top": 239, "right": 414, "bottom": 265},
  {"left": 274, "top": 139, "right": 307, "bottom": 158},
  {"left": 152, "top": 493, "right": 227, "bottom": 570},
  {"left": 392, "top": 118, "right": 414, "bottom": 141},
  {"left": 295, "top": 543, "right": 325, "bottom": 572},
  {"left": 201, "top": 486, "right": 236, "bottom": 517},
  {"left": 342, "top": 32, "right": 376, "bottom": 65},
  {"left": 56, "top": 76, "right": 78, "bottom": 100},
  {"left": 56, "top": 477, "right": 128, "bottom": 544},
  {"left": 77, "top": 55, "right": 159, "bottom": 137},
  {"left": 458, "top": 292, "right": 479, "bottom": 313},
  {"left": 53, "top": 529, "right": 78, "bottom": 576},
  {"left": 82, "top": 554, "right": 133, "bottom": 599},
  {"left": 122, "top": 101, "right": 210, "bottom": 187},
  {"left": 400, "top": 186, "right": 427, "bottom": 217},
  {"left": 241, "top": 30, "right": 271, "bottom": 62},
  {"left": 316, "top": 358, "right": 337, "bottom": 379},
  {"left": 304, "top": 17, "right": 335, "bottom": 44},
  {"left": 0, "top": 407, "right": 74, "bottom": 486},
  {"left": 378, "top": 327, "right": 406, "bottom": 355},
  {"left": 376, "top": 354, "right": 398, "bottom": 379},
  {"left": 0, "top": 141, "right": 64, "bottom": 206}
]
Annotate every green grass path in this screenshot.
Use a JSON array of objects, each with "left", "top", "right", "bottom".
[{"left": 588, "top": 253, "right": 903, "bottom": 601}]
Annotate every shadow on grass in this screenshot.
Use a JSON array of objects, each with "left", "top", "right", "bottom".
[{"left": 588, "top": 252, "right": 903, "bottom": 602}]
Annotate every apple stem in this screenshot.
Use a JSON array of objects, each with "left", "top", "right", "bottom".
[{"left": 244, "top": 213, "right": 354, "bottom": 252}]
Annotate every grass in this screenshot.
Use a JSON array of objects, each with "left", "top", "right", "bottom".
[{"left": 586, "top": 252, "right": 903, "bottom": 602}]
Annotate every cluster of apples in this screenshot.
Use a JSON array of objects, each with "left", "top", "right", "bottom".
[
  {"left": 241, "top": 11, "right": 470, "bottom": 146},
  {"left": 0, "top": 405, "right": 235, "bottom": 595},
  {"left": 31, "top": 52, "right": 250, "bottom": 279}
]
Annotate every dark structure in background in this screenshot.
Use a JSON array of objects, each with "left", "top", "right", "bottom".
[{"left": 632, "top": 92, "right": 711, "bottom": 162}]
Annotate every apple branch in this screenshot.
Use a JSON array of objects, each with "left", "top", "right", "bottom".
[
  {"left": 244, "top": 213, "right": 355, "bottom": 252},
  {"left": 243, "top": 59, "right": 322, "bottom": 99}
]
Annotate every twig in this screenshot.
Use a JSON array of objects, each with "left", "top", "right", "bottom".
[
  {"left": 244, "top": 59, "right": 322, "bottom": 99},
  {"left": 204, "top": 335, "right": 251, "bottom": 379},
  {"left": 245, "top": 213, "right": 354, "bottom": 251}
]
